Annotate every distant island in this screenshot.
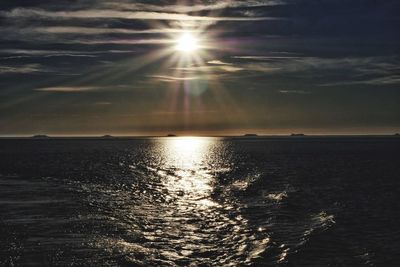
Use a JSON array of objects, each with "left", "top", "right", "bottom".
[
  {"left": 290, "top": 133, "right": 305, "bottom": 136},
  {"left": 244, "top": 134, "right": 258, "bottom": 137},
  {"left": 31, "top": 135, "right": 49, "bottom": 139},
  {"left": 395, "top": 133, "right": 400, "bottom": 136},
  {"left": 101, "top": 135, "right": 115, "bottom": 139}
]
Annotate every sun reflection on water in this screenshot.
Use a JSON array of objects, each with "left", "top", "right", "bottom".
[
  {"left": 160, "top": 137, "right": 217, "bottom": 207},
  {"left": 164, "top": 137, "right": 210, "bottom": 168},
  {"left": 88, "top": 137, "right": 278, "bottom": 266}
]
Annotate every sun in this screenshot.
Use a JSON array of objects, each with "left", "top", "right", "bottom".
[{"left": 175, "top": 32, "right": 199, "bottom": 53}]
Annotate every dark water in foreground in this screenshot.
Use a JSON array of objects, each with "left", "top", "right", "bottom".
[{"left": 0, "top": 137, "right": 399, "bottom": 266}]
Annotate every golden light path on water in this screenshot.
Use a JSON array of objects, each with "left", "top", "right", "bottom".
[
  {"left": 113, "top": 137, "right": 272, "bottom": 266},
  {"left": 82, "top": 137, "right": 338, "bottom": 266},
  {"left": 161, "top": 137, "right": 218, "bottom": 208},
  {"left": 91, "top": 137, "right": 271, "bottom": 266}
]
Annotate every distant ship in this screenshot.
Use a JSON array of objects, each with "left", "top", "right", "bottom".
[
  {"left": 290, "top": 133, "right": 305, "bottom": 136},
  {"left": 395, "top": 133, "right": 400, "bottom": 136},
  {"left": 101, "top": 135, "right": 115, "bottom": 139},
  {"left": 167, "top": 134, "right": 177, "bottom": 137},
  {"left": 31, "top": 134, "right": 49, "bottom": 139},
  {"left": 244, "top": 134, "right": 258, "bottom": 137}
]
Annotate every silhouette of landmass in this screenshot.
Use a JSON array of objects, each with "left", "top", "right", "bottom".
[
  {"left": 31, "top": 135, "right": 49, "bottom": 139},
  {"left": 291, "top": 133, "right": 305, "bottom": 136}
]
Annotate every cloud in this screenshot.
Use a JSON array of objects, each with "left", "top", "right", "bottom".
[
  {"left": 34, "top": 86, "right": 100, "bottom": 92},
  {"left": 0, "top": 26, "right": 174, "bottom": 45},
  {"left": 0, "top": 49, "right": 135, "bottom": 55},
  {"left": 207, "top": 60, "right": 243, "bottom": 71},
  {"left": 233, "top": 55, "right": 302, "bottom": 60},
  {"left": 357, "top": 76, "right": 400, "bottom": 85},
  {"left": 1, "top": 54, "right": 98, "bottom": 60},
  {"left": 207, "top": 60, "right": 232, "bottom": 65},
  {"left": 177, "top": 55, "right": 400, "bottom": 87},
  {"left": 174, "top": 64, "right": 244, "bottom": 73},
  {"left": 31, "top": 26, "right": 194, "bottom": 35},
  {"left": 102, "top": 1, "right": 284, "bottom": 13},
  {"left": 0, "top": 48, "right": 99, "bottom": 59},
  {"left": 152, "top": 110, "right": 217, "bottom": 115},
  {"left": 279, "top": 90, "right": 311, "bottom": 94},
  {"left": 148, "top": 75, "right": 201, "bottom": 82},
  {"left": 0, "top": 64, "right": 48, "bottom": 74},
  {"left": 1, "top": 8, "right": 280, "bottom": 22},
  {"left": 320, "top": 75, "right": 400, "bottom": 86},
  {"left": 231, "top": 55, "right": 400, "bottom": 75},
  {"left": 0, "top": 49, "right": 137, "bottom": 60},
  {"left": 81, "top": 38, "right": 173, "bottom": 45},
  {"left": 232, "top": 55, "right": 400, "bottom": 87},
  {"left": 218, "top": 66, "right": 244, "bottom": 72},
  {"left": 166, "top": 55, "right": 400, "bottom": 88},
  {"left": 34, "top": 85, "right": 132, "bottom": 92},
  {"left": 94, "top": 101, "right": 112, "bottom": 105}
]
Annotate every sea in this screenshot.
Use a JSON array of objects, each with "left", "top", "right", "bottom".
[{"left": 0, "top": 137, "right": 399, "bottom": 266}]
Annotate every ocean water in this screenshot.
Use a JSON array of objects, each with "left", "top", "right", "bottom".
[{"left": 0, "top": 137, "right": 399, "bottom": 266}]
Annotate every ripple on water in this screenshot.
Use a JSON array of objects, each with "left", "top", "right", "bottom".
[
  {"left": 3, "top": 138, "right": 389, "bottom": 266},
  {"left": 73, "top": 173, "right": 275, "bottom": 266}
]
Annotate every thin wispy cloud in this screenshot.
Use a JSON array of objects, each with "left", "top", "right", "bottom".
[
  {"left": 1, "top": 54, "right": 98, "bottom": 60},
  {"left": 207, "top": 60, "right": 232, "bottom": 65},
  {"left": 34, "top": 85, "right": 132, "bottom": 92},
  {"left": 174, "top": 64, "right": 243, "bottom": 73},
  {"left": 320, "top": 75, "right": 400, "bottom": 86},
  {"left": 1, "top": 8, "right": 280, "bottom": 22},
  {"left": 0, "top": 26, "right": 174, "bottom": 45},
  {"left": 0, "top": 64, "right": 48, "bottom": 74},
  {"left": 152, "top": 110, "right": 218, "bottom": 115},
  {"left": 94, "top": 101, "right": 112, "bottom": 105},
  {"left": 207, "top": 60, "right": 245, "bottom": 71},
  {"left": 0, "top": 49, "right": 136, "bottom": 60},
  {"left": 102, "top": 0, "right": 284, "bottom": 13},
  {"left": 81, "top": 39, "right": 174, "bottom": 45},
  {"left": 32, "top": 26, "right": 194, "bottom": 35},
  {"left": 233, "top": 56, "right": 302, "bottom": 60},
  {"left": 0, "top": 49, "right": 136, "bottom": 55},
  {"left": 34, "top": 86, "right": 100, "bottom": 92},
  {"left": 279, "top": 90, "right": 311, "bottom": 94},
  {"left": 149, "top": 75, "right": 201, "bottom": 82},
  {"left": 230, "top": 55, "right": 400, "bottom": 75},
  {"left": 219, "top": 66, "right": 244, "bottom": 72}
]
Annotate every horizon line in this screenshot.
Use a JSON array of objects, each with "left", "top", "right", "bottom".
[{"left": 1, "top": 133, "right": 399, "bottom": 139}]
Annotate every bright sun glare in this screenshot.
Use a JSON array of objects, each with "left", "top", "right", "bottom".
[{"left": 175, "top": 33, "right": 199, "bottom": 52}]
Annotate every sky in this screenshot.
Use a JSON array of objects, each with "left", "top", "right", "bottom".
[{"left": 0, "top": 0, "right": 399, "bottom": 136}]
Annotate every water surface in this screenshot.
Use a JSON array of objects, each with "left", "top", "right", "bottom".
[{"left": 1, "top": 137, "right": 399, "bottom": 266}]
